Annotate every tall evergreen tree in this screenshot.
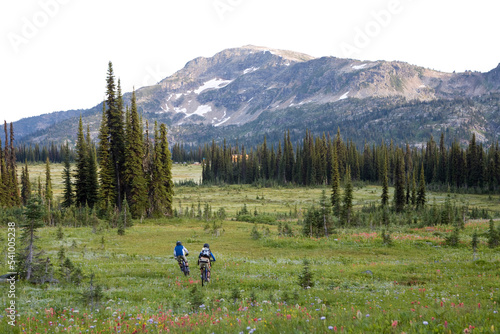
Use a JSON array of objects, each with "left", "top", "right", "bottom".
[
  {"left": 45, "top": 157, "right": 53, "bottom": 205},
  {"left": 341, "top": 165, "right": 353, "bottom": 226},
  {"left": 124, "top": 89, "right": 148, "bottom": 218},
  {"left": 393, "top": 151, "right": 406, "bottom": 213},
  {"left": 331, "top": 145, "right": 341, "bottom": 217},
  {"left": 62, "top": 142, "right": 74, "bottom": 208},
  {"left": 319, "top": 189, "right": 332, "bottom": 237},
  {"left": 86, "top": 138, "right": 99, "bottom": 208},
  {"left": 410, "top": 169, "right": 417, "bottom": 206},
  {"left": 105, "top": 62, "right": 125, "bottom": 207},
  {"left": 21, "top": 160, "right": 31, "bottom": 205},
  {"left": 9, "top": 122, "right": 21, "bottom": 206},
  {"left": 97, "top": 103, "right": 115, "bottom": 210},
  {"left": 416, "top": 163, "right": 426, "bottom": 209},
  {"left": 159, "top": 123, "right": 174, "bottom": 216},
  {"left": 147, "top": 122, "right": 169, "bottom": 217},
  {"left": 381, "top": 153, "right": 389, "bottom": 207},
  {"left": 75, "top": 116, "right": 89, "bottom": 207}
]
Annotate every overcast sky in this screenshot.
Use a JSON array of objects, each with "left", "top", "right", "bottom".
[{"left": 2, "top": 0, "right": 499, "bottom": 123}]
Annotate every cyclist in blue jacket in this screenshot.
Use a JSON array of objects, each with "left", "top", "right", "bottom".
[
  {"left": 198, "top": 243, "right": 216, "bottom": 281},
  {"left": 174, "top": 241, "right": 189, "bottom": 272}
]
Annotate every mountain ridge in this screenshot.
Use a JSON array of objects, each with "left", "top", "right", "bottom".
[{"left": 6, "top": 45, "right": 500, "bottom": 147}]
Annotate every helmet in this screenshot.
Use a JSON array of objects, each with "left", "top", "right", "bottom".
[
  {"left": 203, "top": 243, "right": 209, "bottom": 248},
  {"left": 176, "top": 241, "right": 182, "bottom": 246}
]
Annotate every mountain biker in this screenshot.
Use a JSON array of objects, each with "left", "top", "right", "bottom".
[
  {"left": 174, "top": 241, "right": 189, "bottom": 272},
  {"left": 198, "top": 243, "right": 216, "bottom": 281}
]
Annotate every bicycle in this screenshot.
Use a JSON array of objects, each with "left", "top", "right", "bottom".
[
  {"left": 200, "top": 261, "right": 212, "bottom": 286},
  {"left": 177, "top": 258, "right": 190, "bottom": 276}
]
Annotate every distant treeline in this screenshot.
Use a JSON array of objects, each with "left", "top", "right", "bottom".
[
  {"left": 201, "top": 129, "right": 500, "bottom": 192},
  {"left": 15, "top": 142, "right": 76, "bottom": 163}
]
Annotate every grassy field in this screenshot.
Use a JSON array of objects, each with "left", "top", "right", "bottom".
[
  {"left": 25, "top": 162, "right": 500, "bottom": 216},
  {"left": 0, "top": 163, "right": 498, "bottom": 333}
]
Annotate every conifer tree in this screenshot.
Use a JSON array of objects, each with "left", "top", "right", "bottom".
[
  {"left": 62, "top": 142, "right": 74, "bottom": 208},
  {"left": 21, "top": 160, "right": 31, "bottom": 205},
  {"left": 117, "top": 196, "right": 132, "bottom": 235},
  {"left": 341, "top": 165, "right": 353, "bottom": 226},
  {"left": 86, "top": 141, "right": 99, "bottom": 208},
  {"left": 393, "top": 151, "right": 406, "bottom": 213},
  {"left": 381, "top": 153, "right": 389, "bottom": 207},
  {"left": 147, "top": 122, "right": 169, "bottom": 217},
  {"left": 17, "top": 196, "right": 45, "bottom": 281},
  {"left": 487, "top": 219, "right": 499, "bottom": 248},
  {"left": 319, "top": 189, "right": 332, "bottom": 237},
  {"left": 45, "top": 157, "right": 53, "bottom": 225},
  {"left": 159, "top": 123, "right": 174, "bottom": 216},
  {"left": 105, "top": 62, "right": 125, "bottom": 207},
  {"left": 416, "top": 163, "right": 426, "bottom": 209},
  {"left": 411, "top": 169, "right": 417, "bottom": 206},
  {"left": 45, "top": 157, "right": 53, "bottom": 206},
  {"left": 471, "top": 230, "right": 479, "bottom": 261},
  {"left": 9, "top": 122, "right": 21, "bottom": 206},
  {"left": 124, "top": 89, "right": 148, "bottom": 218},
  {"left": 331, "top": 145, "right": 341, "bottom": 217},
  {"left": 97, "top": 103, "right": 115, "bottom": 210},
  {"left": 75, "top": 116, "right": 89, "bottom": 207}
]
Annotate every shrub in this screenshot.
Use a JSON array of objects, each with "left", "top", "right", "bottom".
[
  {"left": 381, "top": 229, "right": 393, "bottom": 246},
  {"left": 298, "top": 259, "right": 314, "bottom": 289},
  {"left": 250, "top": 225, "right": 261, "bottom": 240},
  {"left": 445, "top": 227, "right": 460, "bottom": 247}
]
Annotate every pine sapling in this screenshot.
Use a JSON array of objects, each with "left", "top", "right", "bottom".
[
  {"left": 471, "top": 231, "right": 479, "bottom": 261},
  {"left": 298, "top": 259, "right": 314, "bottom": 289}
]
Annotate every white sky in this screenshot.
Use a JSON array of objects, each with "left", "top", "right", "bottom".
[{"left": 1, "top": 0, "right": 499, "bottom": 123}]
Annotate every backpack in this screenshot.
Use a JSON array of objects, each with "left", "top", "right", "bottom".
[{"left": 200, "top": 248, "right": 211, "bottom": 258}]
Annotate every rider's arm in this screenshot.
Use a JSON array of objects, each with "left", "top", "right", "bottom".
[
  {"left": 183, "top": 247, "right": 189, "bottom": 256},
  {"left": 210, "top": 253, "right": 216, "bottom": 262}
]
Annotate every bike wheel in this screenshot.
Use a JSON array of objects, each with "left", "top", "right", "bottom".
[{"left": 201, "top": 269, "right": 206, "bottom": 286}]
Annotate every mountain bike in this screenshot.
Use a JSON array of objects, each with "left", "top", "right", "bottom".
[
  {"left": 177, "top": 258, "right": 190, "bottom": 276},
  {"left": 200, "top": 261, "right": 212, "bottom": 286},
  {"left": 201, "top": 266, "right": 209, "bottom": 286}
]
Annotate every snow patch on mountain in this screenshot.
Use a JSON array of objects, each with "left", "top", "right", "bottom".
[
  {"left": 352, "top": 64, "right": 367, "bottom": 70},
  {"left": 214, "top": 111, "right": 230, "bottom": 127},
  {"left": 174, "top": 107, "right": 187, "bottom": 113},
  {"left": 338, "top": 91, "right": 349, "bottom": 100},
  {"left": 194, "top": 78, "right": 233, "bottom": 94},
  {"left": 243, "top": 67, "right": 259, "bottom": 74},
  {"left": 190, "top": 105, "right": 212, "bottom": 116}
]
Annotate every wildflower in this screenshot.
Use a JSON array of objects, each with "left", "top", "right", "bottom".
[
  {"left": 320, "top": 316, "right": 326, "bottom": 320},
  {"left": 391, "top": 320, "right": 398, "bottom": 328},
  {"left": 423, "top": 321, "right": 428, "bottom": 325},
  {"left": 328, "top": 326, "right": 334, "bottom": 330},
  {"left": 444, "top": 321, "right": 448, "bottom": 328}
]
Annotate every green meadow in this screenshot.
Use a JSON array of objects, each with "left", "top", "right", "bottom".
[{"left": 1, "top": 163, "right": 499, "bottom": 333}]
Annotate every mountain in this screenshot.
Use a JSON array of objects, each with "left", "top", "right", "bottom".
[{"left": 7, "top": 45, "right": 500, "bottom": 148}]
